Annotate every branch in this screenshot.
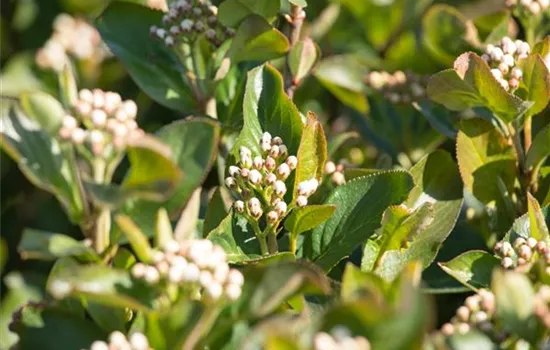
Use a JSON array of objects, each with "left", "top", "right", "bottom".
[{"left": 284, "top": 4, "right": 306, "bottom": 99}]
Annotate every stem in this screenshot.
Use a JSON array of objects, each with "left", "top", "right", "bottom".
[
  {"left": 182, "top": 306, "right": 220, "bottom": 350},
  {"left": 250, "top": 220, "right": 269, "bottom": 255},
  {"left": 92, "top": 159, "right": 111, "bottom": 253},
  {"left": 267, "top": 228, "right": 278, "bottom": 254},
  {"left": 289, "top": 234, "right": 297, "bottom": 255},
  {"left": 524, "top": 115, "right": 532, "bottom": 152},
  {"left": 205, "top": 96, "right": 217, "bottom": 119},
  {"left": 284, "top": 4, "right": 305, "bottom": 98}
]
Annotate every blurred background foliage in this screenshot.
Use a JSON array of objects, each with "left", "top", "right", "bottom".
[{"left": 0, "top": 0, "right": 523, "bottom": 340}]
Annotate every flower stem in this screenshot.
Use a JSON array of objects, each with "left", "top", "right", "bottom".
[
  {"left": 524, "top": 115, "right": 532, "bottom": 152},
  {"left": 92, "top": 159, "right": 111, "bottom": 253},
  {"left": 289, "top": 234, "right": 297, "bottom": 255},
  {"left": 182, "top": 306, "right": 220, "bottom": 350},
  {"left": 267, "top": 230, "right": 278, "bottom": 254},
  {"left": 284, "top": 4, "right": 305, "bottom": 98}
]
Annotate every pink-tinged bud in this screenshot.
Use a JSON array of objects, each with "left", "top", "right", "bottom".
[
  {"left": 75, "top": 101, "right": 92, "bottom": 117},
  {"left": 286, "top": 155, "right": 298, "bottom": 170},
  {"left": 91, "top": 109, "right": 107, "bottom": 127},
  {"left": 276, "top": 163, "right": 291, "bottom": 179},
  {"left": 71, "top": 128, "right": 86, "bottom": 144},
  {"left": 248, "top": 169, "right": 262, "bottom": 185},
  {"left": 491, "top": 68, "right": 503, "bottom": 80},
  {"left": 248, "top": 197, "right": 260, "bottom": 209},
  {"left": 233, "top": 200, "right": 245, "bottom": 213},
  {"left": 225, "top": 177, "right": 237, "bottom": 189},
  {"left": 92, "top": 89, "right": 105, "bottom": 109},
  {"left": 509, "top": 78, "right": 520, "bottom": 90},
  {"left": 279, "top": 144, "right": 288, "bottom": 156},
  {"left": 332, "top": 172, "right": 346, "bottom": 186},
  {"left": 511, "top": 67, "right": 523, "bottom": 79},
  {"left": 296, "top": 196, "right": 308, "bottom": 207},
  {"left": 78, "top": 89, "right": 93, "bottom": 104},
  {"left": 269, "top": 145, "right": 280, "bottom": 158},
  {"left": 253, "top": 156, "right": 264, "bottom": 169},
  {"left": 122, "top": 100, "right": 138, "bottom": 119},
  {"left": 502, "top": 256, "right": 514, "bottom": 269},
  {"left": 441, "top": 323, "right": 454, "bottom": 336},
  {"left": 113, "top": 123, "right": 128, "bottom": 137},
  {"left": 272, "top": 136, "right": 283, "bottom": 145},
  {"left": 325, "top": 161, "right": 336, "bottom": 174},
  {"left": 225, "top": 284, "right": 241, "bottom": 300},
  {"left": 206, "top": 282, "right": 223, "bottom": 299},
  {"left": 240, "top": 167, "right": 250, "bottom": 179},
  {"left": 229, "top": 165, "right": 240, "bottom": 177},
  {"left": 59, "top": 127, "right": 71, "bottom": 139},
  {"left": 115, "top": 108, "right": 128, "bottom": 122},
  {"left": 274, "top": 201, "right": 287, "bottom": 216},
  {"left": 131, "top": 263, "right": 147, "bottom": 278},
  {"left": 265, "top": 157, "right": 276, "bottom": 171},
  {"left": 62, "top": 115, "right": 78, "bottom": 129},
  {"left": 273, "top": 180, "right": 287, "bottom": 197},
  {"left": 265, "top": 173, "right": 277, "bottom": 185},
  {"left": 261, "top": 140, "right": 271, "bottom": 152},
  {"left": 250, "top": 206, "right": 263, "bottom": 218},
  {"left": 267, "top": 210, "right": 279, "bottom": 223},
  {"left": 528, "top": 237, "right": 538, "bottom": 248}
]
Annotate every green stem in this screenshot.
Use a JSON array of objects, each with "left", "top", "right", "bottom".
[
  {"left": 250, "top": 220, "right": 269, "bottom": 255},
  {"left": 289, "top": 234, "right": 297, "bottom": 255},
  {"left": 267, "top": 229, "right": 278, "bottom": 254},
  {"left": 524, "top": 115, "right": 532, "bottom": 152},
  {"left": 182, "top": 306, "right": 220, "bottom": 350},
  {"left": 92, "top": 159, "right": 111, "bottom": 253}
]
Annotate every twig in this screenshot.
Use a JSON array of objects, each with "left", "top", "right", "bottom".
[{"left": 284, "top": 4, "right": 306, "bottom": 99}]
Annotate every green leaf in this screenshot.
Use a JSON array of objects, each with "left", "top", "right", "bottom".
[
  {"left": 233, "top": 64, "right": 303, "bottom": 158},
  {"left": 206, "top": 213, "right": 260, "bottom": 263},
  {"left": 19, "top": 91, "right": 65, "bottom": 134},
  {"left": 327, "top": 131, "right": 359, "bottom": 157},
  {"left": 289, "top": 0, "right": 307, "bottom": 6},
  {"left": 284, "top": 205, "right": 336, "bottom": 236},
  {"left": 492, "top": 269, "right": 540, "bottom": 343},
  {"left": 413, "top": 100, "right": 458, "bottom": 139},
  {"left": 304, "top": 171, "right": 414, "bottom": 272},
  {"left": 96, "top": 2, "right": 194, "bottom": 111},
  {"left": 438, "top": 251, "right": 499, "bottom": 291},
  {"left": 507, "top": 205, "right": 550, "bottom": 242},
  {"left": 526, "top": 123, "right": 550, "bottom": 171},
  {"left": 447, "top": 331, "right": 497, "bottom": 350},
  {"left": 115, "top": 215, "right": 154, "bottom": 263},
  {"left": 314, "top": 55, "right": 369, "bottom": 113},
  {"left": 427, "top": 52, "right": 526, "bottom": 123},
  {"left": 516, "top": 54, "right": 550, "bottom": 117},
  {"left": 288, "top": 37, "right": 319, "bottom": 83},
  {"left": 422, "top": 5, "right": 477, "bottom": 66},
  {"left": 474, "top": 11, "right": 510, "bottom": 44},
  {"left": 367, "top": 151, "right": 463, "bottom": 280},
  {"left": 341, "top": 263, "right": 387, "bottom": 302},
  {"left": 228, "top": 15, "right": 290, "bottom": 64},
  {"left": 293, "top": 112, "right": 327, "bottom": 195},
  {"left": 13, "top": 305, "right": 106, "bottom": 350},
  {"left": 58, "top": 64, "right": 78, "bottom": 108},
  {"left": 0, "top": 105, "right": 85, "bottom": 223},
  {"left": 218, "top": 0, "right": 281, "bottom": 28},
  {"left": 18, "top": 229, "right": 99, "bottom": 262},
  {"left": 86, "top": 302, "right": 127, "bottom": 333},
  {"left": 47, "top": 264, "right": 156, "bottom": 311},
  {"left": 456, "top": 119, "right": 517, "bottom": 229},
  {"left": 527, "top": 193, "right": 550, "bottom": 241},
  {"left": 203, "top": 187, "right": 232, "bottom": 236}
]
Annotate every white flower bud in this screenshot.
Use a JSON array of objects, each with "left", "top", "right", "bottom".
[
  {"left": 228, "top": 269, "right": 244, "bottom": 286},
  {"left": 75, "top": 101, "right": 92, "bottom": 117},
  {"left": 234, "top": 200, "right": 245, "bottom": 213},
  {"left": 265, "top": 157, "right": 276, "bottom": 171},
  {"left": 509, "top": 78, "right": 519, "bottom": 90},
  {"left": 170, "top": 25, "right": 180, "bottom": 35},
  {"left": 193, "top": 7, "right": 203, "bottom": 16},
  {"left": 59, "top": 127, "right": 71, "bottom": 139},
  {"left": 131, "top": 263, "right": 147, "bottom": 278},
  {"left": 517, "top": 41, "right": 530, "bottom": 55},
  {"left": 490, "top": 47, "right": 504, "bottom": 61},
  {"left": 481, "top": 53, "right": 490, "bottom": 62},
  {"left": 529, "top": 1, "right": 541, "bottom": 14},
  {"left": 79, "top": 89, "right": 94, "bottom": 104},
  {"left": 165, "top": 36, "right": 175, "bottom": 46},
  {"left": 269, "top": 145, "right": 281, "bottom": 158},
  {"left": 272, "top": 136, "right": 283, "bottom": 145},
  {"left": 261, "top": 140, "right": 272, "bottom": 152},
  {"left": 205, "top": 29, "right": 216, "bottom": 40},
  {"left": 267, "top": 210, "right": 279, "bottom": 223},
  {"left": 274, "top": 201, "right": 287, "bottom": 216},
  {"left": 182, "top": 263, "right": 200, "bottom": 282},
  {"left": 265, "top": 173, "right": 277, "bottom": 185},
  {"left": 91, "top": 109, "right": 107, "bottom": 127},
  {"left": 144, "top": 266, "right": 160, "bottom": 284},
  {"left": 528, "top": 237, "right": 538, "bottom": 248},
  {"left": 248, "top": 197, "right": 261, "bottom": 209},
  {"left": 286, "top": 155, "right": 298, "bottom": 170},
  {"left": 225, "top": 177, "right": 237, "bottom": 189},
  {"left": 239, "top": 145, "right": 251, "bottom": 159},
  {"left": 199, "top": 270, "right": 213, "bottom": 287},
  {"left": 332, "top": 172, "right": 346, "bottom": 186},
  {"left": 71, "top": 128, "right": 87, "bottom": 144},
  {"left": 279, "top": 144, "right": 288, "bottom": 156},
  {"left": 472, "top": 311, "right": 488, "bottom": 323},
  {"left": 129, "top": 332, "right": 149, "bottom": 350},
  {"left": 62, "top": 115, "right": 78, "bottom": 129},
  {"left": 229, "top": 165, "right": 240, "bottom": 177},
  {"left": 207, "top": 282, "right": 223, "bottom": 299},
  {"left": 499, "top": 79, "right": 510, "bottom": 91},
  {"left": 250, "top": 206, "right": 263, "bottom": 218},
  {"left": 248, "top": 169, "right": 262, "bottom": 185},
  {"left": 49, "top": 279, "right": 72, "bottom": 299},
  {"left": 253, "top": 156, "right": 264, "bottom": 169},
  {"left": 502, "top": 256, "right": 514, "bottom": 269},
  {"left": 240, "top": 168, "right": 250, "bottom": 179},
  {"left": 92, "top": 89, "right": 105, "bottom": 109},
  {"left": 456, "top": 306, "right": 470, "bottom": 322},
  {"left": 90, "top": 341, "right": 109, "bottom": 350},
  {"left": 325, "top": 161, "right": 336, "bottom": 174},
  {"left": 109, "top": 331, "right": 128, "bottom": 347},
  {"left": 502, "top": 54, "right": 515, "bottom": 67},
  {"left": 491, "top": 68, "right": 503, "bottom": 80},
  {"left": 194, "top": 21, "right": 205, "bottom": 32},
  {"left": 456, "top": 323, "right": 470, "bottom": 335},
  {"left": 296, "top": 195, "right": 308, "bottom": 207},
  {"left": 273, "top": 180, "right": 287, "bottom": 197},
  {"left": 156, "top": 28, "right": 167, "bottom": 38},
  {"left": 225, "top": 283, "right": 241, "bottom": 300},
  {"left": 168, "top": 264, "right": 185, "bottom": 283},
  {"left": 540, "top": 0, "right": 550, "bottom": 8},
  {"left": 181, "top": 19, "right": 194, "bottom": 32},
  {"left": 314, "top": 332, "right": 338, "bottom": 350},
  {"left": 511, "top": 67, "right": 523, "bottom": 80},
  {"left": 276, "top": 163, "right": 291, "bottom": 179},
  {"left": 261, "top": 132, "right": 272, "bottom": 144}
]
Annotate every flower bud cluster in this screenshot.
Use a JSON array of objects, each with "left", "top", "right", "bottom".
[
  {"left": 87, "top": 331, "right": 151, "bottom": 350},
  {"left": 534, "top": 285, "right": 550, "bottom": 328},
  {"left": 324, "top": 160, "right": 346, "bottom": 186},
  {"left": 313, "top": 326, "right": 371, "bottom": 350},
  {"left": 506, "top": 0, "right": 550, "bottom": 16},
  {"left": 440, "top": 289, "right": 496, "bottom": 336},
  {"left": 494, "top": 237, "right": 550, "bottom": 273},
  {"left": 226, "top": 132, "right": 318, "bottom": 225},
  {"left": 58, "top": 89, "right": 144, "bottom": 156},
  {"left": 36, "top": 14, "right": 108, "bottom": 72},
  {"left": 364, "top": 70, "right": 426, "bottom": 104},
  {"left": 150, "top": 0, "right": 235, "bottom": 48},
  {"left": 481, "top": 37, "right": 530, "bottom": 92},
  {"left": 131, "top": 239, "right": 244, "bottom": 301}
]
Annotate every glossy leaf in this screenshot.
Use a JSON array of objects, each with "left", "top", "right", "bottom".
[
  {"left": 0, "top": 105, "right": 85, "bottom": 223},
  {"left": 233, "top": 64, "right": 303, "bottom": 158},
  {"left": 526, "top": 123, "right": 550, "bottom": 171},
  {"left": 368, "top": 151, "right": 463, "bottom": 280},
  {"left": 19, "top": 91, "right": 65, "bottom": 134},
  {"left": 288, "top": 37, "right": 319, "bottom": 83},
  {"left": 228, "top": 15, "right": 290, "bottom": 64},
  {"left": 427, "top": 52, "right": 526, "bottom": 123},
  {"left": 517, "top": 54, "right": 550, "bottom": 117},
  {"left": 115, "top": 215, "right": 154, "bottom": 263},
  {"left": 314, "top": 55, "right": 369, "bottom": 113},
  {"left": 203, "top": 187, "right": 232, "bottom": 236},
  {"left": 18, "top": 229, "right": 99, "bottom": 262},
  {"left": 96, "top": 2, "right": 194, "bottom": 111},
  {"left": 218, "top": 0, "right": 280, "bottom": 28},
  {"left": 439, "top": 250, "right": 499, "bottom": 291},
  {"left": 284, "top": 205, "right": 336, "bottom": 237},
  {"left": 304, "top": 171, "right": 414, "bottom": 272},
  {"left": 507, "top": 205, "right": 550, "bottom": 243},
  {"left": 293, "top": 112, "right": 327, "bottom": 197},
  {"left": 526, "top": 193, "right": 549, "bottom": 241},
  {"left": 422, "top": 5, "right": 477, "bottom": 66}
]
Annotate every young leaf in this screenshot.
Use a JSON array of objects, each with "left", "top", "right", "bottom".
[
  {"left": 0, "top": 106, "right": 85, "bottom": 223},
  {"left": 284, "top": 205, "right": 336, "bottom": 237},
  {"left": 527, "top": 193, "right": 550, "bottom": 241},
  {"left": 456, "top": 119, "right": 517, "bottom": 230},
  {"left": 19, "top": 91, "right": 65, "bottom": 134},
  {"left": 526, "top": 123, "right": 550, "bottom": 171},
  {"left": 341, "top": 263, "right": 387, "bottom": 302},
  {"left": 206, "top": 213, "right": 260, "bottom": 263},
  {"left": 368, "top": 151, "right": 463, "bottom": 280},
  {"left": 18, "top": 229, "right": 99, "bottom": 262},
  {"left": 203, "top": 187, "right": 232, "bottom": 236},
  {"left": 218, "top": 0, "right": 281, "bottom": 28},
  {"left": 232, "top": 64, "right": 303, "bottom": 158},
  {"left": 293, "top": 112, "right": 328, "bottom": 196},
  {"left": 96, "top": 2, "right": 195, "bottom": 111},
  {"left": 427, "top": 52, "right": 526, "bottom": 123},
  {"left": 516, "top": 54, "right": 550, "bottom": 117},
  {"left": 303, "top": 171, "right": 414, "bottom": 272},
  {"left": 228, "top": 15, "right": 290, "bottom": 64},
  {"left": 115, "top": 215, "right": 154, "bottom": 263},
  {"left": 288, "top": 37, "right": 320, "bottom": 83},
  {"left": 438, "top": 250, "right": 500, "bottom": 291}
]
